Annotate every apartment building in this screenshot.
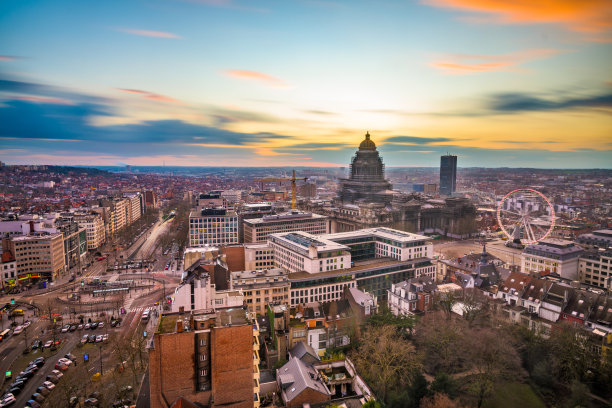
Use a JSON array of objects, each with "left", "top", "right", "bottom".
[
  {"left": 388, "top": 277, "right": 437, "bottom": 316},
  {"left": 72, "top": 212, "right": 106, "bottom": 250},
  {"left": 149, "top": 307, "right": 260, "bottom": 408},
  {"left": 244, "top": 243, "right": 275, "bottom": 271},
  {"left": 170, "top": 261, "right": 243, "bottom": 313},
  {"left": 124, "top": 192, "right": 144, "bottom": 224},
  {"left": 189, "top": 208, "right": 239, "bottom": 247},
  {"left": 10, "top": 232, "right": 65, "bottom": 282},
  {"left": 579, "top": 250, "right": 612, "bottom": 289},
  {"left": 230, "top": 268, "right": 290, "bottom": 315},
  {"left": 1, "top": 247, "right": 17, "bottom": 289},
  {"left": 243, "top": 211, "right": 328, "bottom": 243},
  {"left": 522, "top": 239, "right": 584, "bottom": 280}
]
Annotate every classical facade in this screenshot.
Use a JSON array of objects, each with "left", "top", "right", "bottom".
[
  {"left": 338, "top": 132, "right": 393, "bottom": 205},
  {"left": 303, "top": 133, "right": 478, "bottom": 238}
]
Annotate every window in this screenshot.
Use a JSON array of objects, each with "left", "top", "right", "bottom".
[
  {"left": 200, "top": 339, "right": 207, "bottom": 346},
  {"left": 200, "top": 354, "right": 207, "bottom": 361},
  {"left": 200, "top": 369, "right": 207, "bottom": 376}
]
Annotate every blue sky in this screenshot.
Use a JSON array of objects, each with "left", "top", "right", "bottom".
[{"left": 1, "top": 0, "right": 611, "bottom": 167}]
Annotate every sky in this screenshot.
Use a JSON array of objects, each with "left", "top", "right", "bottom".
[{"left": 0, "top": 0, "right": 611, "bottom": 168}]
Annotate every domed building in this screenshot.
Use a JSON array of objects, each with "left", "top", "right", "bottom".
[{"left": 338, "top": 132, "right": 394, "bottom": 205}]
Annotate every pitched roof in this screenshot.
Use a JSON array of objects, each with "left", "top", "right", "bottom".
[
  {"left": 501, "top": 272, "right": 531, "bottom": 293},
  {"left": 521, "top": 278, "right": 553, "bottom": 302},
  {"left": 588, "top": 295, "right": 612, "bottom": 329},
  {"left": 289, "top": 341, "right": 320, "bottom": 363},
  {"left": 278, "top": 356, "right": 331, "bottom": 402}
]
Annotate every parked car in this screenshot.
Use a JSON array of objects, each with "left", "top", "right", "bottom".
[
  {"left": 81, "top": 334, "right": 89, "bottom": 344},
  {"left": 97, "top": 322, "right": 104, "bottom": 329},
  {"left": 31, "top": 393, "right": 45, "bottom": 403},
  {"left": 61, "top": 325, "right": 70, "bottom": 333},
  {"left": 43, "top": 341, "right": 52, "bottom": 348},
  {"left": 84, "top": 398, "right": 99, "bottom": 407},
  {"left": 0, "top": 393, "right": 16, "bottom": 407},
  {"left": 45, "top": 375, "right": 59, "bottom": 384},
  {"left": 90, "top": 322, "right": 98, "bottom": 330},
  {"left": 23, "top": 320, "right": 32, "bottom": 328},
  {"left": 88, "top": 334, "right": 96, "bottom": 343},
  {"left": 69, "top": 325, "right": 77, "bottom": 332},
  {"left": 95, "top": 335, "right": 103, "bottom": 343},
  {"left": 42, "top": 381, "right": 55, "bottom": 390},
  {"left": 58, "top": 358, "right": 72, "bottom": 367},
  {"left": 8, "top": 387, "right": 22, "bottom": 396},
  {"left": 69, "top": 396, "right": 79, "bottom": 407},
  {"left": 33, "top": 357, "right": 45, "bottom": 366},
  {"left": 54, "top": 362, "right": 68, "bottom": 371},
  {"left": 35, "top": 387, "right": 50, "bottom": 397},
  {"left": 25, "top": 400, "right": 41, "bottom": 408},
  {"left": 50, "top": 370, "right": 63, "bottom": 379},
  {"left": 84, "top": 323, "right": 91, "bottom": 330},
  {"left": 102, "top": 334, "right": 109, "bottom": 342},
  {"left": 77, "top": 324, "right": 83, "bottom": 330}
]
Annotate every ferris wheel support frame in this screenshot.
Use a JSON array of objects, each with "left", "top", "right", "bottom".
[{"left": 496, "top": 188, "right": 556, "bottom": 245}]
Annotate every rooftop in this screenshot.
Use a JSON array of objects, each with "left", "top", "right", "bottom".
[
  {"left": 271, "top": 231, "right": 349, "bottom": 254},
  {"left": 244, "top": 211, "right": 327, "bottom": 225},
  {"left": 322, "top": 227, "right": 431, "bottom": 243},
  {"left": 231, "top": 268, "right": 288, "bottom": 280}
]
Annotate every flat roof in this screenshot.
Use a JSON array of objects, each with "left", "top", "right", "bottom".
[
  {"left": 322, "top": 227, "right": 431, "bottom": 243},
  {"left": 288, "top": 257, "right": 430, "bottom": 280},
  {"left": 231, "top": 268, "right": 287, "bottom": 279},
  {"left": 270, "top": 231, "right": 349, "bottom": 254},
  {"left": 244, "top": 211, "right": 327, "bottom": 225}
]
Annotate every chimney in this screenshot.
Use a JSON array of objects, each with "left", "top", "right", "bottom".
[{"left": 29, "top": 221, "right": 35, "bottom": 234}]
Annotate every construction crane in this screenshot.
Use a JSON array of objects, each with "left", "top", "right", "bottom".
[{"left": 254, "top": 170, "right": 308, "bottom": 210}]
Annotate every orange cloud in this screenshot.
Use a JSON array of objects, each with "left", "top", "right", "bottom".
[
  {"left": 118, "top": 29, "right": 181, "bottom": 39},
  {"left": 430, "top": 48, "right": 563, "bottom": 74},
  {"left": 223, "top": 70, "right": 290, "bottom": 88},
  {"left": 11, "top": 95, "right": 74, "bottom": 105},
  {"left": 117, "top": 88, "right": 180, "bottom": 104},
  {"left": 0, "top": 56, "right": 18, "bottom": 61},
  {"left": 423, "top": 0, "right": 612, "bottom": 40}
]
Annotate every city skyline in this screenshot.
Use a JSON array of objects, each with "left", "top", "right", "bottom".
[{"left": 1, "top": 0, "right": 611, "bottom": 168}]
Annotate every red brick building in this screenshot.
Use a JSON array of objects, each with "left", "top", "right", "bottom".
[{"left": 149, "top": 307, "right": 259, "bottom": 408}]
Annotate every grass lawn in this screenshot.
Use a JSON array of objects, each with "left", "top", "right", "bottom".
[{"left": 483, "top": 382, "right": 546, "bottom": 408}]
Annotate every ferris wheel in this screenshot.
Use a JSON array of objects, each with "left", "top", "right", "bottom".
[{"left": 496, "top": 189, "right": 555, "bottom": 245}]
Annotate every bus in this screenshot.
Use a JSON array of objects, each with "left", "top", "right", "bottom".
[
  {"left": 141, "top": 309, "right": 150, "bottom": 322},
  {"left": 0, "top": 329, "right": 11, "bottom": 342}
]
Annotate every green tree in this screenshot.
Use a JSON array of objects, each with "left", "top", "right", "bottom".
[{"left": 430, "top": 373, "right": 458, "bottom": 399}]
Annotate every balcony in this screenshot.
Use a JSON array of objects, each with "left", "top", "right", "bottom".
[
  {"left": 253, "top": 363, "right": 260, "bottom": 380},
  {"left": 253, "top": 320, "right": 260, "bottom": 336},
  {"left": 254, "top": 392, "right": 260, "bottom": 408},
  {"left": 253, "top": 349, "right": 260, "bottom": 365},
  {"left": 253, "top": 335, "right": 260, "bottom": 351},
  {"left": 254, "top": 377, "right": 260, "bottom": 394}
]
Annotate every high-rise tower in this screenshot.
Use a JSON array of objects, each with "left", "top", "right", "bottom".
[
  {"left": 338, "top": 132, "right": 393, "bottom": 204},
  {"left": 439, "top": 155, "right": 457, "bottom": 196}
]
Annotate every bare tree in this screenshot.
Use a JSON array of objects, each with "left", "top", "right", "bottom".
[
  {"left": 437, "top": 291, "right": 458, "bottom": 321},
  {"left": 464, "top": 327, "right": 522, "bottom": 408},
  {"left": 415, "top": 314, "right": 468, "bottom": 375},
  {"left": 350, "top": 325, "right": 422, "bottom": 404},
  {"left": 421, "top": 393, "right": 465, "bottom": 408}
]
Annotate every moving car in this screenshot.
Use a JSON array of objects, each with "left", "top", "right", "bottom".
[{"left": 43, "top": 341, "right": 53, "bottom": 348}]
